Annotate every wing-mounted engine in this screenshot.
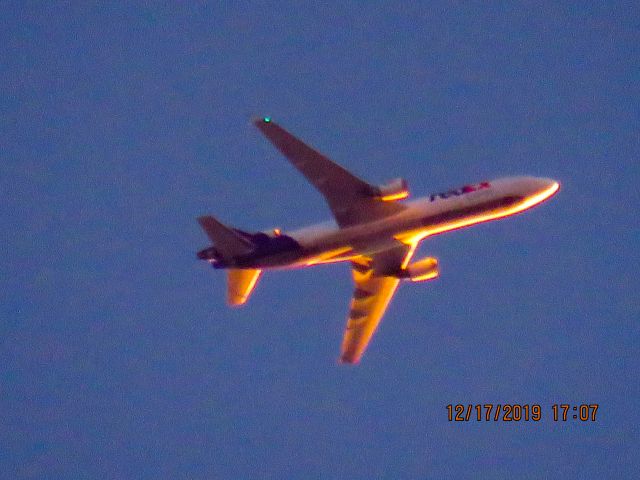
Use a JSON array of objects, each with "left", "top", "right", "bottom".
[
  {"left": 397, "top": 256, "right": 439, "bottom": 282},
  {"left": 368, "top": 178, "right": 410, "bottom": 201}
]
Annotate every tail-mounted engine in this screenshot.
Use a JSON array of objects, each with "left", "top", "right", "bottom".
[
  {"left": 398, "top": 256, "right": 439, "bottom": 282},
  {"left": 368, "top": 178, "right": 410, "bottom": 201},
  {"left": 197, "top": 246, "right": 225, "bottom": 267}
]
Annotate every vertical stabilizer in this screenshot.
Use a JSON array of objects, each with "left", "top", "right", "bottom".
[{"left": 227, "top": 269, "right": 262, "bottom": 306}]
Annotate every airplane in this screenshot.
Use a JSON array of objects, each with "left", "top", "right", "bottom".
[{"left": 197, "top": 117, "right": 559, "bottom": 364}]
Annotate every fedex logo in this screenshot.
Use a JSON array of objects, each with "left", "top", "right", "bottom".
[{"left": 429, "top": 182, "right": 490, "bottom": 202}]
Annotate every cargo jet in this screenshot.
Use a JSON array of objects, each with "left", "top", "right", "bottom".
[{"left": 197, "top": 118, "right": 559, "bottom": 364}]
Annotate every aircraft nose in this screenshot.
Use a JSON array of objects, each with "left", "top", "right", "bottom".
[
  {"left": 531, "top": 177, "right": 560, "bottom": 200},
  {"left": 539, "top": 177, "right": 559, "bottom": 192}
]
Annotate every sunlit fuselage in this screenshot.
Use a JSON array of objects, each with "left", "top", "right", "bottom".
[{"left": 219, "top": 176, "right": 559, "bottom": 270}]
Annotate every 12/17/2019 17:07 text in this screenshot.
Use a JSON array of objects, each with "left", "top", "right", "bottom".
[{"left": 446, "top": 404, "right": 599, "bottom": 422}]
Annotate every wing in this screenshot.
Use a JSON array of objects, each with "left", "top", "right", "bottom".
[
  {"left": 339, "top": 242, "right": 416, "bottom": 364},
  {"left": 253, "top": 117, "right": 406, "bottom": 227}
]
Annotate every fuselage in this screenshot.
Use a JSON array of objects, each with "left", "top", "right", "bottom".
[{"left": 217, "top": 176, "right": 559, "bottom": 270}]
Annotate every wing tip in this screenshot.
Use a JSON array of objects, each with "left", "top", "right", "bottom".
[
  {"left": 227, "top": 297, "right": 248, "bottom": 307},
  {"left": 338, "top": 354, "right": 361, "bottom": 365},
  {"left": 251, "top": 115, "right": 274, "bottom": 127},
  {"left": 196, "top": 215, "right": 211, "bottom": 225}
]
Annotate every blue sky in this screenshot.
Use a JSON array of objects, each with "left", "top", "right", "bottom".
[{"left": 1, "top": 2, "right": 639, "bottom": 478}]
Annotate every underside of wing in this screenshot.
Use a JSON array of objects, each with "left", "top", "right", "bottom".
[
  {"left": 253, "top": 118, "right": 407, "bottom": 227},
  {"left": 339, "top": 242, "right": 416, "bottom": 364}
]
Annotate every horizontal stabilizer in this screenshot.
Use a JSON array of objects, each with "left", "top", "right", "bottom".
[
  {"left": 197, "top": 216, "right": 253, "bottom": 258},
  {"left": 228, "top": 269, "right": 262, "bottom": 306}
]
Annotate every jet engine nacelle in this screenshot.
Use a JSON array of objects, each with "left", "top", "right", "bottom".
[
  {"left": 400, "top": 256, "right": 439, "bottom": 282},
  {"left": 197, "top": 246, "right": 225, "bottom": 267},
  {"left": 370, "top": 178, "right": 409, "bottom": 201}
]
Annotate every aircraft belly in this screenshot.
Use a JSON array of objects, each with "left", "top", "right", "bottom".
[
  {"left": 295, "top": 223, "right": 409, "bottom": 263},
  {"left": 246, "top": 195, "right": 521, "bottom": 270},
  {"left": 238, "top": 250, "right": 305, "bottom": 269}
]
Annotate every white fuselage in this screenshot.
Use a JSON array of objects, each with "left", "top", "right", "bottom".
[{"left": 240, "top": 176, "right": 559, "bottom": 269}]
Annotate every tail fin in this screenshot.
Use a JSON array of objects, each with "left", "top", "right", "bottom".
[
  {"left": 197, "top": 216, "right": 262, "bottom": 305},
  {"left": 197, "top": 215, "right": 254, "bottom": 259},
  {"left": 227, "top": 269, "right": 262, "bottom": 306}
]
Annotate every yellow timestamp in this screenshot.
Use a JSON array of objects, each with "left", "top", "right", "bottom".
[
  {"left": 446, "top": 404, "right": 599, "bottom": 422},
  {"left": 551, "top": 404, "right": 599, "bottom": 421}
]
